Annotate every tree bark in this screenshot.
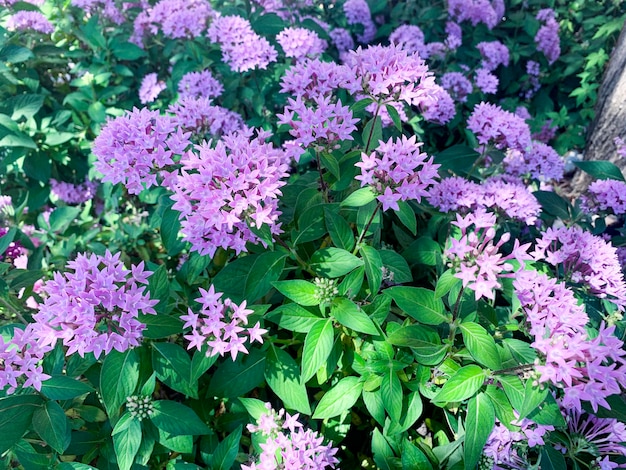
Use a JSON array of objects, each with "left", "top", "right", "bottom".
[{"left": 568, "top": 24, "right": 626, "bottom": 198}]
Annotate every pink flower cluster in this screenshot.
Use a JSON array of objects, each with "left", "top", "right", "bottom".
[
  {"left": 582, "top": 179, "right": 626, "bottom": 216},
  {"left": 483, "top": 417, "right": 553, "bottom": 468},
  {"left": 131, "top": 0, "right": 214, "bottom": 43},
  {"left": 243, "top": 403, "right": 339, "bottom": 470},
  {"left": 514, "top": 269, "right": 626, "bottom": 413},
  {"left": 532, "top": 226, "right": 626, "bottom": 305},
  {"left": 474, "top": 68, "right": 499, "bottom": 94},
  {"left": 467, "top": 102, "right": 532, "bottom": 151},
  {"left": 279, "top": 59, "right": 357, "bottom": 100},
  {"left": 32, "top": 251, "right": 158, "bottom": 359},
  {"left": 139, "top": 73, "right": 166, "bottom": 104},
  {"left": 343, "top": 0, "right": 376, "bottom": 43},
  {"left": 207, "top": 15, "right": 277, "bottom": 72},
  {"left": 428, "top": 177, "right": 541, "bottom": 225},
  {"left": 0, "top": 326, "right": 51, "bottom": 393},
  {"left": 445, "top": 209, "right": 531, "bottom": 300},
  {"left": 389, "top": 25, "right": 427, "bottom": 57},
  {"left": 6, "top": 11, "right": 54, "bottom": 33},
  {"left": 177, "top": 70, "right": 224, "bottom": 100},
  {"left": 93, "top": 108, "right": 191, "bottom": 195},
  {"left": 503, "top": 142, "right": 564, "bottom": 181},
  {"left": 50, "top": 178, "right": 98, "bottom": 205},
  {"left": 448, "top": 0, "right": 505, "bottom": 29},
  {"left": 355, "top": 135, "right": 440, "bottom": 211},
  {"left": 276, "top": 27, "right": 328, "bottom": 61},
  {"left": 180, "top": 285, "right": 266, "bottom": 360},
  {"left": 170, "top": 128, "right": 289, "bottom": 257},
  {"left": 168, "top": 97, "right": 244, "bottom": 138},
  {"left": 535, "top": 8, "right": 561, "bottom": 65}
]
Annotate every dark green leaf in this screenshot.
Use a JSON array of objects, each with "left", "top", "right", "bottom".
[
  {"left": 310, "top": 247, "right": 364, "bottom": 278},
  {"left": 160, "top": 206, "right": 185, "bottom": 256},
  {"left": 265, "top": 345, "right": 311, "bottom": 414},
  {"left": 386, "top": 286, "right": 450, "bottom": 325},
  {"left": 402, "top": 439, "right": 433, "bottom": 469},
  {"left": 49, "top": 206, "right": 81, "bottom": 233},
  {"left": 434, "top": 145, "right": 480, "bottom": 174},
  {"left": 394, "top": 200, "right": 416, "bottom": 235},
  {"left": 464, "top": 393, "right": 495, "bottom": 470},
  {"left": 244, "top": 252, "right": 287, "bottom": 302},
  {"left": 402, "top": 237, "right": 441, "bottom": 266},
  {"left": 387, "top": 325, "right": 447, "bottom": 366},
  {"left": 533, "top": 191, "right": 570, "bottom": 220},
  {"left": 0, "top": 44, "right": 33, "bottom": 63},
  {"left": 313, "top": 376, "right": 363, "bottom": 419},
  {"left": 152, "top": 342, "right": 196, "bottom": 398},
  {"left": 10, "top": 94, "right": 44, "bottom": 120},
  {"left": 380, "top": 249, "right": 412, "bottom": 284},
  {"left": 324, "top": 209, "right": 355, "bottom": 251},
  {"left": 210, "top": 425, "right": 242, "bottom": 470},
  {"left": 33, "top": 401, "right": 71, "bottom": 454},
  {"left": 40, "top": 376, "right": 93, "bottom": 400},
  {"left": 574, "top": 160, "right": 625, "bottom": 181},
  {"left": 150, "top": 400, "right": 210, "bottom": 436},
  {"left": 0, "top": 395, "right": 43, "bottom": 454},
  {"left": 112, "top": 413, "right": 142, "bottom": 470},
  {"left": 540, "top": 445, "right": 567, "bottom": 470},
  {"left": 100, "top": 349, "right": 139, "bottom": 417},
  {"left": 208, "top": 347, "right": 266, "bottom": 398},
  {"left": 371, "top": 428, "right": 397, "bottom": 470},
  {"left": 459, "top": 322, "right": 501, "bottom": 370},
  {"left": 362, "top": 115, "right": 383, "bottom": 152}
]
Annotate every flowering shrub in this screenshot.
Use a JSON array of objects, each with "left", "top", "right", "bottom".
[{"left": 0, "top": 0, "right": 626, "bottom": 469}]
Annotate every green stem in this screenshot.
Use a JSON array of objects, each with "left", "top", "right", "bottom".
[
  {"left": 316, "top": 151, "right": 329, "bottom": 203},
  {"left": 353, "top": 202, "right": 382, "bottom": 254},
  {"left": 364, "top": 100, "right": 382, "bottom": 154},
  {"left": 274, "top": 235, "right": 317, "bottom": 276},
  {"left": 0, "top": 297, "right": 28, "bottom": 325}
]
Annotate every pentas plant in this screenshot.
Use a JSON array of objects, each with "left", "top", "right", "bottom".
[{"left": 1, "top": 0, "right": 626, "bottom": 469}]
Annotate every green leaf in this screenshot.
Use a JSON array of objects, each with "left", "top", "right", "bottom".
[
  {"left": 464, "top": 393, "right": 495, "bottom": 470},
  {"left": 324, "top": 209, "right": 355, "bottom": 251},
  {"left": 152, "top": 342, "right": 197, "bottom": 398},
  {"left": 338, "top": 265, "right": 365, "bottom": 297},
  {"left": 265, "top": 345, "right": 311, "bottom": 414},
  {"left": 112, "top": 413, "right": 142, "bottom": 470},
  {"left": 386, "top": 286, "right": 450, "bottom": 325},
  {"left": 362, "top": 389, "right": 385, "bottom": 426},
  {"left": 389, "top": 391, "right": 423, "bottom": 434},
  {"left": 435, "top": 270, "right": 461, "bottom": 299},
  {"left": 350, "top": 97, "right": 375, "bottom": 114},
  {"left": 160, "top": 205, "right": 185, "bottom": 255},
  {"left": 518, "top": 379, "right": 549, "bottom": 419},
  {"left": 362, "top": 115, "right": 383, "bottom": 152},
  {"left": 0, "top": 228, "right": 16, "bottom": 257},
  {"left": 313, "top": 376, "right": 363, "bottom": 419},
  {"left": 40, "top": 376, "right": 94, "bottom": 400},
  {"left": 484, "top": 385, "right": 516, "bottom": 428},
  {"left": 0, "top": 133, "right": 37, "bottom": 149},
  {"left": 251, "top": 12, "right": 286, "bottom": 35},
  {"left": 48, "top": 206, "right": 81, "bottom": 233},
  {"left": 340, "top": 187, "right": 376, "bottom": 207},
  {"left": 574, "top": 160, "right": 625, "bottom": 181},
  {"left": 239, "top": 398, "right": 268, "bottom": 421},
  {"left": 459, "top": 322, "right": 501, "bottom": 370},
  {"left": 10, "top": 94, "right": 44, "bottom": 120},
  {"left": 212, "top": 254, "right": 258, "bottom": 303},
  {"left": 147, "top": 264, "right": 169, "bottom": 314},
  {"left": 190, "top": 349, "right": 217, "bottom": 383},
  {"left": 498, "top": 376, "right": 525, "bottom": 411},
  {"left": 293, "top": 203, "right": 327, "bottom": 243},
  {"left": 381, "top": 369, "right": 402, "bottom": 423},
  {"left": 244, "top": 252, "right": 287, "bottom": 302},
  {"left": 331, "top": 297, "right": 378, "bottom": 335},
  {"left": 272, "top": 280, "right": 319, "bottom": 306},
  {"left": 310, "top": 247, "right": 364, "bottom": 278},
  {"left": 158, "top": 428, "right": 193, "bottom": 453},
  {"left": 402, "top": 439, "right": 433, "bottom": 469},
  {"left": 371, "top": 428, "right": 397, "bottom": 470},
  {"left": 394, "top": 200, "right": 416, "bottom": 235},
  {"left": 402, "top": 237, "right": 441, "bottom": 266},
  {"left": 100, "top": 349, "right": 139, "bottom": 417},
  {"left": 434, "top": 145, "right": 480, "bottom": 174},
  {"left": 433, "top": 365, "right": 485, "bottom": 403},
  {"left": 385, "top": 103, "right": 403, "bottom": 131},
  {"left": 32, "top": 401, "right": 71, "bottom": 454},
  {"left": 150, "top": 400, "right": 210, "bottom": 436},
  {"left": 140, "top": 313, "right": 182, "bottom": 339},
  {"left": 360, "top": 245, "right": 383, "bottom": 295},
  {"left": 386, "top": 325, "right": 447, "bottom": 365},
  {"left": 540, "top": 445, "right": 567, "bottom": 470},
  {"left": 266, "top": 303, "right": 325, "bottom": 333},
  {"left": 210, "top": 425, "right": 242, "bottom": 470},
  {"left": 380, "top": 249, "right": 412, "bottom": 284},
  {"left": 208, "top": 347, "right": 266, "bottom": 398},
  {"left": 0, "top": 44, "right": 33, "bottom": 63},
  {"left": 527, "top": 393, "right": 566, "bottom": 427},
  {"left": 301, "top": 319, "right": 335, "bottom": 383},
  {"left": 533, "top": 191, "right": 570, "bottom": 220},
  {"left": 0, "top": 395, "right": 43, "bottom": 454},
  {"left": 111, "top": 41, "right": 146, "bottom": 60}
]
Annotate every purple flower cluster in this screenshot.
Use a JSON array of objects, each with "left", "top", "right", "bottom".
[
  {"left": 420, "top": 84, "right": 456, "bottom": 124},
  {"left": 6, "top": 11, "right": 54, "bottom": 33},
  {"left": 207, "top": 15, "right": 277, "bottom": 72},
  {"left": 522, "top": 60, "right": 541, "bottom": 99},
  {"left": 389, "top": 25, "right": 427, "bottom": 57},
  {"left": 180, "top": 285, "right": 266, "bottom": 360},
  {"left": 615, "top": 136, "right": 626, "bottom": 158},
  {"left": 131, "top": 0, "right": 214, "bottom": 43},
  {"left": 483, "top": 417, "right": 553, "bottom": 468},
  {"left": 343, "top": 0, "right": 376, "bottom": 44},
  {"left": 177, "top": 70, "right": 223, "bottom": 100},
  {"left": 445, "top": 21, "right": 463, "bottom": 50},
  {"left": 139, "top": 73, "right": 166, "bottom": 104},
  {"left": 477, "top": 40, "right": 509, "bottom": 70},
  {"left": 355, "top": 135, "right": 440, "bottom": 211},
  {"left": 515, "top": 269, "right": 626, "bottom": 412},
  {"left": 170, "top": 128, "right": 289, "bottom": 257},
  {"left": 503, "top": 142, "right": 564, "bottom": 181},
  {"left": 448, "top": 0, "right": 505, "bottom": 29},
  {"left": 276, "top": 27, "right": 328, "bottom": 61},
  {"left": 243, "top": 402, "right": 339, "bottom": 470},
  {"left": 32, "top": 251, "right": 158, "bottom": 359},
  {"left": 445, "top": 209, "right": 531, "bottom": 300},
  {"left": 328, "top": 28, "right": 354, "bottom": 58},
  {"left": 467, "top": 102, "right": 532, "bottom": 151},
  {"left": 532, "top": 226, "right": 626, "bottom": 305},
  {"left": 535, "top": 8, "right": 560, "bottom": 65},
  {"left": 0, "top": 326, "right": 51, "bottom": 393},
  {"left": 441, "top": 72, "right": 472, "bottom": 103},
  {"left": 50, "top": 178, "right": 98, "bottom": 205},
  {"left": 582, "top": 179, "right": 626, "bottom": 215},
  {"left": 474, "top": 68, "right": 499, "bottom": 94},
  {"left": 280, "top": 59, "right": 356, "bottom": 100},
  {"left": 72, "top": 0, "right": 125, "bottom": 24},
  {"left": 0, "top": 227, "right": 26, "bottom": 263},
  {"left": 93, "top": 108, "right": 191, "bottom": 195},
  {"left": 428, "top": 177, "right": 541, "bottom": 225},
  {"left": 168, "top": 97, "right": 244, "bottom": 138}
]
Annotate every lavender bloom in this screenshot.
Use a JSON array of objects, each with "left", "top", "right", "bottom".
[
  {"left": 207, "top": 15, "right": 278, "bottom": 72},
  {"left": 50, "top": 178, "right": 98, "bottom": 205},
  {"left": 389, "top": 25, "right": 427, "bottom": 57},
  {"left": 448, "top": 0, "right": 505, "bottom": 29},
  {"left": 168, "top": 97, "right": 244, "bottom": 138},
  {"left": 535, "top": 8, "right": 560, "bottom": 64},
  {"left": 445, "top": 209, "right": 531, "bottom": 300},
  {"left": 582, "top": 179, "right": 626, "bottom": 216},
  {"left": 421, "top": 84, "right": 456, "bottom": 124},
  {"left": 355, "top": 135, "right": 440, "bottom": 211},
  {"left": 180, "top": 285, "right": 266, "bottom": 360},
  {"left": 93, "top": 108, "right": 191, "bottom": 195},
  {"left": 252, "top": 0, "right": 314, "bottom": 21},
  {"left": 468, "top": 102, "right": 532, "bottom": 152},
  {"left": 474, "top": 68, "right": 499, "bottom": 94},
  {"left": 280, "top": 58, "right": 357, "bottom": 100},
  {"left": 243, "top": 403, "right": 339, "bottom": 470},
  {"left": 6, "top": 11, "right": 54, "bottom": 33},
  {"left": 177, "top": 70, "right": 223, "bottom": 100},
  {"left": 72, "top": 0, "right": 124, "bottom": 24},
  {"left": 503, "top": 141, "right": 564, "bottom": 181},
  {"left": 343, "top": 0, "right": 376, "bottom": 43},
  {"left": 532, "top": 226, "right": 626, "bottom": 306},
  {"left": 441, "top": 72, "right": 472, "bottom": 103},
  {"left": 0, "top": 325, "right": 52, "bottom": 394},
  {"left": 139, "top": 73, "right": 166, "bottom": 104},
  {"left": 276, "top": 27, "right": 328, "bottom": 60},
  {"left": 32, "top": 251, "right": 158, "bottom": 359},
  {"left": 477, "top": 41, "right": 509, "bottom": 71},
  {"left": 445, "top": 21, "right": 462, "bottom": 50},
  {"left": 615, "top": 137, "right": 626, "bottom": 158},
  {"left": 328, "top": 28, "right": 354, "bottom": 57},
  {"left": 522, "top": 60, "right": 541, "bottom": 99},
  {"left": 170, "top": 127, "right": 289, "bottom": 257},
  {"left": 0, "top": 227, "right": 26, "bottom": 263},
  {"left": 483, "top": 418, "right": 553, "bottom": 469}
]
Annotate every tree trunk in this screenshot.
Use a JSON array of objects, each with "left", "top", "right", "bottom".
[{"left": 568, "top": 24, "right": 626, "bottom": 198}]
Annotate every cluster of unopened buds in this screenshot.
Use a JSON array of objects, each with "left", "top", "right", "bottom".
[
  {"left": 126, "top": 395, "right": 155, "bottom": 421},
  {"left": 313, "top": 278, "right": 339, "bottom": 304}
]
